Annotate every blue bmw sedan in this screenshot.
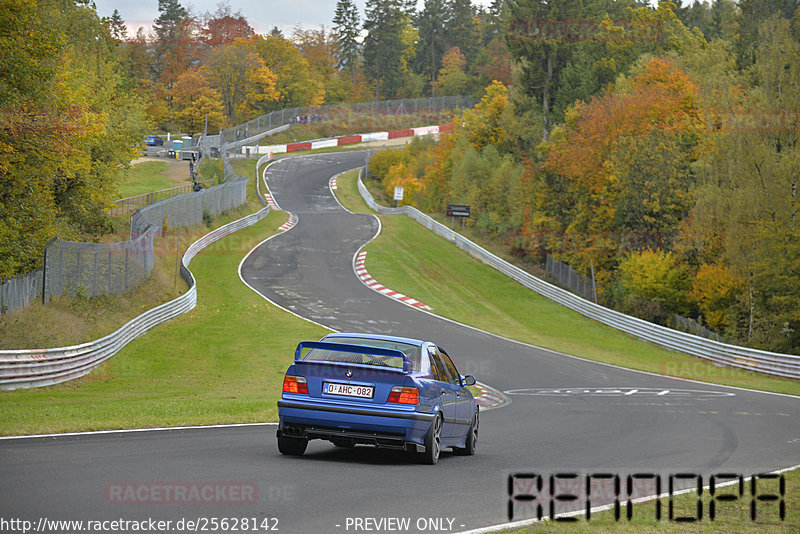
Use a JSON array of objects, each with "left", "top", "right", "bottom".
[{"left": 277, "top": 333, "right": 479, "bottom": 464}]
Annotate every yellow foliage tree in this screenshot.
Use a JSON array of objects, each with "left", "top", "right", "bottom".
[
  {"left": 690, "top": 263, "right": 745, "bottom": 332},
  {"left": 202, "top": 41, "right": 279, "bottom": 123},
  {"left": 434, "top": 47, "right": 471, "bottom": 96},
  {"left": 458, "top": 80, "right": 510, "bottom": 150},
  {"left": 249, "top": 34, "right": 325, "bottom": 109},
  {"left": 171, "top": 69, "right": 226, "bottom": 133},
  {"left": 383, "top": 162, "right": 423, "bottom": 206},
  {"left": 618, "top": 249, "right": 691, "bottom": 315}
]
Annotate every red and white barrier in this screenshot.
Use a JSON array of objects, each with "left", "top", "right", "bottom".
[{"left": 256, "top": 125, "right": 447, "bottom": 155}]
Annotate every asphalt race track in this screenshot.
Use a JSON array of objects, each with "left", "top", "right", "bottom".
[{"left": 2, "top": 151, "right": 799, "bottom": 533}]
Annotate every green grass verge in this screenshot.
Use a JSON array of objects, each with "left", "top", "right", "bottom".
[
  {"left": 501, "top": 467, "right": 798, "bottom": 533},
  {"left": 117, "top": 160, "right": 173, "bottom": 197},
  {"left": 0, "top": 209, "right": 330, "bottom": 435},
  {"left": 335, "top": 169, "right": 800, "bottom": 397}
]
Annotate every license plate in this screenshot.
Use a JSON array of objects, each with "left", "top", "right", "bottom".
[{"left": 324, "top": 382, "right": 374, "bottom": 399}]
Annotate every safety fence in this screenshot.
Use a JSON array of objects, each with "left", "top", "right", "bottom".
[
  {"left": 545, "top": 255, "right": 596, "bottom": 302},
  {"left": 0, "top": 206, "right": 270, "bottom": 390},
  {"left": 42, "top": 230, "right": 157, "bottom": 303},
  {"left": 357, "top": 169, "right": 800, "bottom": 380},
  {"left": 0, "top": 271, "right": 42, "bottom": 314},
  {"left": 130, "top": 177, "right": 248, "bottom": 239},
  {"left": 108, "top": 180, "right": 215, "bottom": 217},
  {"left": 220, "top": 96, "right": 473, "bottom": 146}
]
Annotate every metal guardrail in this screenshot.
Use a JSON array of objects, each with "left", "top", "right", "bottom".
[
  {"left": 0, "top": 207, "right": 270, "bottom": 390},
  {"left": 357, "top": 169, "right": 800, "bottom": 380},
  {"left": 255, "top": 153, "right": 273, "bottom": 207}
]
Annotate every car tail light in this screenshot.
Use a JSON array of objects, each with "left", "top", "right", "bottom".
[
  {"left": 283, "top": 375, "right": 308, "bottom": 394},
  {"left": 387, "top": 385, "right": 419, "bottom": 405}
]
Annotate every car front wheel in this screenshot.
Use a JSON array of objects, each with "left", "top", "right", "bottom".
[{"left": 455, "top": 409, "right": 478, "bottom": 456}]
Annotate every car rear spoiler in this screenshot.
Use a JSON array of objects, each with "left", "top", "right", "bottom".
[{"left": 295, "top": 341, "right": 412, "bottom": 373}]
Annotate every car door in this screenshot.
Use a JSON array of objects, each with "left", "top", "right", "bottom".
[
  {"left": 427, "top": 346, "right": 459, "bottom": 438},
  {"left": 439, "top": 347, "right": 474, "bottom": 437}
]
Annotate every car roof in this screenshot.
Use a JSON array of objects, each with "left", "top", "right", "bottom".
[{"left": 322, "top": 332, "right": 427, "bottom": 348}]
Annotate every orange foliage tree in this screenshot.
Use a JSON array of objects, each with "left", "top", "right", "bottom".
[{"left": 537, "top": 57, "right": 705, "bottom": 273}]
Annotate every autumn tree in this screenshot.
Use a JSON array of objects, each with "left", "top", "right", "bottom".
[
  {"left": 151, "top": 0, "right": 197, "bottom": 89},
  {"left": 617, "top": 249, "right": 692, "bottom": 321},
  {"left": 203, "top": 41, "right": 279, "bottom": 123},
  {"left": 199, "top": 2, "right": 254, "bottom": 49},
  {"left": 0, "top": 0, "right": 147, "bottom": 276},
  {"left": 691, "top": 15, "right": 800, "bottom": 351},
  {"left": 690, "top": 263, "right": 745, "bottom": 333},
  {"left": 171, "top": 69, "right": 226, "bottom": 133},
  {"left": 250, "top": 34, "right": 324, "bottom": 110},
  {"left": 459, "top": 80, "right": 512, "bottom": 150},
  {"left": 473, "top": 37, "right": 514, "bottom": 89},
  {"left": 396, "top": 16, "right": 425, "bottom": 98},
  {"left": 434, "top": 47, "right": 471, "bottom": 96},
  {"left": 294, "top": 26, "right": 347, "bottom": 104},
  {"left": 540, "top": 57, "right": 704, "bottom": 274}
]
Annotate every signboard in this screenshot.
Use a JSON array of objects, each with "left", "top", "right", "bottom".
[
  {"left": 393, "top": 187, "right": 405, "bottom": 201},
  {"left": 446, "top": 204, "right": 471, "bottom": 218}
]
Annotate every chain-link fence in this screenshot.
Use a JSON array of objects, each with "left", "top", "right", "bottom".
[
  {"left": 219, "top": 96, "right": 473, "bottom": 146},
  {"left": 42, "top": 230, "right": 157, "bottom": 302},
  {"left": 545, "top": 255, "right": 597, "bottom": 302},
  {"left": 40, "top": 176, "right": 248, "bottom": 303},
  {"left": 108, "top": 180, "right": 216, "bottom": 218},
  {"left": 1, "top": 271, "right": 42, "bottom": 314},
  {"left": 544, "top": 256, "right": 723, "bottom": 341},
  {"left": 130, "top": 177, "right": 248, "bottom": 239},
  {"left": 673, "top": 314, "right": 721, "bottom": 341}
]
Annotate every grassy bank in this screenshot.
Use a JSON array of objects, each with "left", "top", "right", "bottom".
[
  {"left": 1, "top": 157, "right": 334, "bottom": 435},
  {"left": 335, "top": 168, "right": 800, "bottom": 397},
  {"left": 0, "top": 161, "right": 263, "bottom": 350},
  {"left": 117, "top": 160, "right": 173, "bottom": 197},
  {"left": 0, "top": 208, "right": 329, "bottom": 435}
]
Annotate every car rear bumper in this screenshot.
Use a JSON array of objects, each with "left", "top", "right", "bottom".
[{"left": 278, "top": 398, "right": 435, "bottom": 448}]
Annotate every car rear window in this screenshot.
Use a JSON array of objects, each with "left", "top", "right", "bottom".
[{"left": 305, "top": 337, "right": 422, "bottom": 371}]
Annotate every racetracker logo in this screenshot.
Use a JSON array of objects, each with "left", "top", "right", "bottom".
[
  {"left": 105, "top": 482, "right": 258, "bottom": 505},
  {"left": 508, "top": 19, "right": 665, "bottom": 44}
]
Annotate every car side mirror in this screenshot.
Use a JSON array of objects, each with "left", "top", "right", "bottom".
[{"left": 461, "top": 374, "right": 476, "bottom": 386}]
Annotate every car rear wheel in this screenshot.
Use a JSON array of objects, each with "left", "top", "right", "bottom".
[
  {"left": 455, "top": 409, "right": 478, "bottom": 456},
  {"left": 277, "top": 431, "right": 308, "bottom": 456},
  {"left": 419, "top": 413, "right": 442, "bottom": 465}
]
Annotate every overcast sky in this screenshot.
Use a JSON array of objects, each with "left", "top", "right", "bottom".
[{"left": 94, "top": 1, "right": 497, "bottom": 37}]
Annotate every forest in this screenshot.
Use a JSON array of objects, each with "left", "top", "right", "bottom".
[{"left": 1, "top": 0, "right": 798, "bottom": 353}]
